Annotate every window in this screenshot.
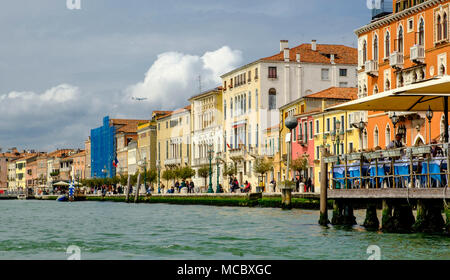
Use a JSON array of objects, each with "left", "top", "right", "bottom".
[
  {"left": 374, "top": 126, "right": 379, "bottom": 147},
  {"left": 309, "top": 121, "right": 313, "bottom": 139},
  {"left": 438, "top": 15, "right": 442, "bottom": 41},
  {"left": 158, "top": 123, "right": 160, "bottom": 131},
  {"left": 316, "top": 146, "right": 320, "bottom": 160},
  {"left": 339, "top": 69, "right": 347, "bottom": 77},
  {"left": 362, "top": 40, "right": 367, "bottom": 63},
  {"left": 339, "top": 82, "right": 348, "bottom": 87},
  {"left": 341, "top": 115, "right": 345, "bottom": 131},
  {"left": 444, "top": 13, "right": 448, "bottom": 40},
  {"left": 255, "top": 68, "right": 259, "bottom": 79},
  {"left": 326, "top": 118, "right": 330, "bottom": 132},
  {"left": 408, "top": 18, "right": 414, "bottom": 33},
  {"left": 373, "top": 35, "right": 379, "bottom": 60},
  {"left": 418, "top": 18, "right": 425, "bottom": 45},
  {"left": 256, "top": 124, "right": 259, "bottom": 147},
  {"left": 349, "top": 142, "right": 354, "bottom": 153},
  {"left": 304, "top": 122, "right": 308, "bottom": 142},
  {"left": 385, "top": 31, "right": 390, "bottom": 58},
  {"left": 248, "top": 91, "right": 251, "bottom": 111},
  {"left": 397, "top": 26, "right": 404, "bottom": 52},
  {"left": 230, "top": 99, "right": 233, "bottom": 118},
  {"left": 268, "top": 67, "right": 277, "bottom": 78},
  {"left": 315, "top": 120, "right": 320, "bottom": 134},
  {"left": 255, "top": 89, "right": 258, "bottom": 109},
  {"left": 321, "top": 69, "right": 329, "bottom": 80},
  {"left": 248, "top": 125, "right": 251, "bottom": 147},
  {"left": 224, "top": 100, "right": 227, "bottom": 120},
  {"left": 298, "top": 123, "right": 302, "bottom": 140},
  {"left": 268, "top": 88, "right": 277, "bottom": 110},
  {"left": 248, "top": 70, "right": 251, "bottom": 82},
  {"left": 166, "top": 121, "right": 168, "bottom": 129},
  {"left": 333, "top": 117, "right": 337, "bottom": 131}
]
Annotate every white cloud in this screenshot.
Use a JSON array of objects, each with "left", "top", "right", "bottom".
[{"left": 125, "top": 46, "right": 243, "bottom": 109}]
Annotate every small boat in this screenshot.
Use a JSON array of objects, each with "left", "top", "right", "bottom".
[
  {"left": 56, "top": 195, "right": 68, "bottom": 202},
  {"left": 17, "top": 194, "right": 27, "bottom": 200}
]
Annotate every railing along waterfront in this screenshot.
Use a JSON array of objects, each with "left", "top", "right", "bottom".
[{"left": 325, "top": 143, "right": 450, "bottom": 190}]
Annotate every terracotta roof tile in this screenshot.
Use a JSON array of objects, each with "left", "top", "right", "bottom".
[
  {"left": 305, "top": 87, "right": 357, "bottom": 100},
  {"left": 261, "top": 43, "right": 357, "bottom": 65},
  {"left": 110, "top": 119, "right": 149, "bottom": 134}
]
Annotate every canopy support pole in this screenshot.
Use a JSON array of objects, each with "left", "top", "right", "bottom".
[{"left": 445, "top": 97, "right": 449, "bottom": 143}]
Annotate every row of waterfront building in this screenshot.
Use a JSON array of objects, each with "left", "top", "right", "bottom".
[{"left": 1, "top": 0, "right": 449, "bottom": 193}]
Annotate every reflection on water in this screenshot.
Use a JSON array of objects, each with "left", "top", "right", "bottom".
[{"left": 0, "top": 201, "right": 448, "bottom": 260}]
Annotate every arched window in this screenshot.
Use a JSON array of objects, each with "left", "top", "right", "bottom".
[
  {"left": 385, "top": 31, "right": 390, "bottom": 58},
  {"left": 385, "top": 79, "right": 390, "bottom": 91},
  {"left": 268, "top": 88, "right": 277, "bottom": 110},
  {"left": 398, "top": 26, "right": 404, "bottom": 52},
  {"left": 385, "top": 124, "right": 391, "bottom": 148},
  {"left": 363, "top": 40, "right": 367, "bottom": 63},
  {"left": 373, "top": 35, "right": 378, "bottom": 61},
  {"left": 444, "top": 13, "right": 448, "bottom": 39},
  {"left": 440, "top": 64, "right": 446, "bottom": 76},
  {"left": 438, "top": 15, "right": 442, "bottom": 41},
  {"left": 419, "top": 18, "right": 425, "bottom": 45},
  {"left": 374, "top": 126, "right": 379, "bottom": 147}
]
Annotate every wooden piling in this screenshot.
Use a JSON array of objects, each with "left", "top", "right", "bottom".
[
  {"left": 125, "top": 174, "right": 131, "bottom": 203},
  {"left": 134, "top": 173, "right": 141, "bottom": 203},
  {"left": 319, "top": 147, "right": 329, "bottom": 225}
]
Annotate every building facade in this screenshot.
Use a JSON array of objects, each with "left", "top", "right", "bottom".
[
  {"left": 189, "top": 87, "right": 224, "bottom": 189},
  {"left": 357, "top": 0, "right": 450, "bottom": 149},
  {"left": 220, "top": 40, "right": 358, "bottom": 188},
  {"left": 156, "top": 106, "right": 191, "bottom": 181}
]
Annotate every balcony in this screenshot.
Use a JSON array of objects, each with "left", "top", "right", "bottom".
[
  {"left": 192, "top": 157, "right": 209, "bottom": 166},
  {"left": 229, "top": 148, "right": 245, "bottom": 161},
  {"left": 389, "top": 51, "right": 404, "bottom": 69},
  {"left": 364, "top": 60, "right": 379, "bottom": 76},
  {"left": 298, "top": 137, "right": 307, "bottom": 146},
  {"left": 164, "top": 158, "right": 181, "bottom": 166},
  {"left": 410, "top": 45, "right": 425, "bottom": 63}
]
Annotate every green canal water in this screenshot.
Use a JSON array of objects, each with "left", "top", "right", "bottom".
[{"left": 0, "top": 200, "right": 448, "bottom": 260}]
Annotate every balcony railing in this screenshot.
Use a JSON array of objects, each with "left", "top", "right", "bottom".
[
  {"left": 229, "top": 148, "right": 245, "bottom": 160},
  {"left": 164, "top": 158, "right": 181, "bottom": 166},
  {"left": 364, "top": 60, "right": 379, "bottom": 76},
  {"left": 410, "top": 44, "right": 425, "bottom": 63},
  {"left": 193, "top": 158, "right": 209, "bottom": 166},
  {"left": 389, "top": 51, "right": 404, "bottom": 69}
]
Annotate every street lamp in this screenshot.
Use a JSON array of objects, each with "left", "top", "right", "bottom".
[
  {"left": 358, "top": 119, "right": 367, "bottom": 152},
  {"left": 285, "top": 116, "right": 298, "bottom": 181},
  {"left": 390, "top": 112, "right": 399, "bottom": 134},
  {"left": 216, "top": 156, "right": 222, "bottom": 193},
  {"left": 426, "top": 105, "right": 434, "bottom": 144},
  {"left": 156, "top": 161, "right": 161, "bottom": 194},
  {"left": 207, "top": 144, "right": 214, "bottom": 193}
]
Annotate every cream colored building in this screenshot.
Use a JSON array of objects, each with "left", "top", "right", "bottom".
[
  {"left": 7, "top": 161, "right": 17, "bottom": 191},
  {"left": 137, "top": 120, "right": 157, "bottom": 172},
  {"left": 156, "top": 106, "right": 191, "bottom": 181},
  {"left": 220, "top": 39, "right": 358, "bottom": 188},
  {"left": 189, "top": 87, "right": 224, "bottom": 189}
]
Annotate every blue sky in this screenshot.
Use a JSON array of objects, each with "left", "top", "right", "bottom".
[{"left": 0, "top": 0, "right": 372, "bottom": 151}]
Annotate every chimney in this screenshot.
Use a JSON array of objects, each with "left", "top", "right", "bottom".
[
  {"left": 296, "top": 53, "right": 301, "bottom": 62},
  {"left": 311, "top": 40, "right": 317, "bottom": 51},
  {"left": 330, "top": 54, "right": 335, "bottom": 64},
  {"left": 280, "top": 40, "right": 289, "bottom": 52},
  {"left": 283, "top": 48, "right": 290, "bottom": 62}
]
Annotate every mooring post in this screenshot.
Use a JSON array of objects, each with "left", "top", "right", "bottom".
[
  {"left": 134, "top": 173, "right": 141, "bottom": 203},
  {"left": 381, "top": 199, "right": 393, "bottom": 232},
  {"left": 363, "top": 202, "right": 379, "bottom": 230},
  {"left": 125, "top": 174, "right": 131, "bottom": 203},
  {"left": 331, "top": 199, "right": 343, "bottom": 225},
  {"left": 319, "top": 146, "right": 330, "bottom": 225}
]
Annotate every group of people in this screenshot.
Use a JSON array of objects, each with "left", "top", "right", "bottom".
[
  {"left": 295, "top": 176, "right": 314, "bottom": 193},
  {"left": 163, "top": 179, "right": 196, "bottom": 194},
  {"left": 229, "top": 176, "right": 251, "bottom": 193}
]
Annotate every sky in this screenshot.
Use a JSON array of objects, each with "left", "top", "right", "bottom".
[{"left": 0, "top": 0, "right": 373, "bottom": 152}]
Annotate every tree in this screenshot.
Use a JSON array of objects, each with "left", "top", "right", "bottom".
[
  {"left": 197, "top": 165, "right": 210, "bottom": 189},
  {"left": 223, "top": 163, "right": 236, "bottom": 178},
  {"left": 119, "top": 174, "right": 128, "bottom": 186},
  {"left": 291, "top": 154, "right": 309, "bottom": 178},
  {"left": 253, "top": 157, "right": 273, "bottom": 182},
  {"left": 162, "top": 169, "right": 174, "bottom": 187},
  {"left": 178, "top": 166, "right": 196, "bottom": 180}
]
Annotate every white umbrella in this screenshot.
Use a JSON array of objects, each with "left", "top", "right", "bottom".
[{"left": 53, "top": 181, "right": 70, "bottom": 186}]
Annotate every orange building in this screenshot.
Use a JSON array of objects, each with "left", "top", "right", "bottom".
[{"left": 356, "top": 0, "right": 449, "bottom": 149}]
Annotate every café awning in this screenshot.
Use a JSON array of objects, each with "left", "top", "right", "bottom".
[{"left": 327, "top": 75, "right": 450, "bottom": 112}]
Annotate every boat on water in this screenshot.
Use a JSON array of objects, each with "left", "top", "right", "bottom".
[
  {"left": 17, "top": 194, "right": 27, "bottom": 200},
  {"left": 56, "top": 195, "right": 68, "bottom": 202}
]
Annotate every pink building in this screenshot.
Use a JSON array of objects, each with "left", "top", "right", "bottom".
[{"left": 291, "top": 111, "right": 319, "bottom": 183}]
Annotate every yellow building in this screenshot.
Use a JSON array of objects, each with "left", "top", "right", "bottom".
[
  {"left": 156, "top": 106, "right": 192, "bottom": 188},
  {"left": 188, "top": 87, "right": 224, "bottom": 189},
  {"left": 312, "top": 88, "right": 360, "bottom": 188},
  {"left": 278, "top": 87, "right": 358, "bottom": 182},
  {"left": 137, "top": 121, "right": 157, "bottom": 172}
]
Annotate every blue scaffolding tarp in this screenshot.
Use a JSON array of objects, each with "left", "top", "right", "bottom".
[{"left": 91, "top": 116, "right": 116, "bottom": 178}]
